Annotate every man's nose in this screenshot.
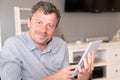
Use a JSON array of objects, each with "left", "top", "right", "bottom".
[{"left": 40, "top": 25, "right": 47, "bottom": 33}]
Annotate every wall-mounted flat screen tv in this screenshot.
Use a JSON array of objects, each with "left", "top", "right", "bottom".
[{"left": 64, "top": 0, "right": 120, "bottom": 13}]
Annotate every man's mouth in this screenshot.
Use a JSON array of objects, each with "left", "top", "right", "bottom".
[{"left": 36, "top": 33, "right": 47, "bottom": 40}]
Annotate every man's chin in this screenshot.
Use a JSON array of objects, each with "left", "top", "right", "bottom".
[{"left": 37, "top": 40, "right": 48, "bottom": 45}]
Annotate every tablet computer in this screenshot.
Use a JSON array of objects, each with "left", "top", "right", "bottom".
[{"left": 72, "top": 40, "right": 102, "bottom": 77}]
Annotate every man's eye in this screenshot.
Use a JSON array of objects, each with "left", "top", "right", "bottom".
[
  {"left": 36, "top": 21, "right": 42, "bottom": 25},
  {"left": 47, "top": 24, "right": 55, "bottom": 29}
]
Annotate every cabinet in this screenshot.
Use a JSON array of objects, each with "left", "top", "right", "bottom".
[
  {"left": 67, "top": 41, "right": 120, "bottom": 80},
  {"left": 0, "top": 32, "right": 1, "bottom": 51},
  {"left": 0, "top": 21, "right": 1, "bottom": 50}
]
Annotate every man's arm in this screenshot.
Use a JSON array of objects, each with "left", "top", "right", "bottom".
[
  {"left": 77, "top": 51, "right": 95, "bottom": 80},
  {"left": 1, "top": 62, "right": 22, "bottom": 80},
  {"left": 41, "top": 65, "right": 76, "bottom": 80},
  {"left": 0, "top": 38, "right": 22, "bottom": 80}
]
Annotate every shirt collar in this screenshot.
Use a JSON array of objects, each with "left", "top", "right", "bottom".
[
  {"left": 26, "top": 32, "right": 37, "bottom": 51},
  {"left": 47, "top": 37, "right": 57, "bottom": 53},
  {"left": 41, "top": 39, "right": 55, "bottom": 53}
]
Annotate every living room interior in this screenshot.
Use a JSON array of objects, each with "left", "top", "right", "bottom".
[{"left": 1, "top": 0, "right": 120, "bottom": 80}]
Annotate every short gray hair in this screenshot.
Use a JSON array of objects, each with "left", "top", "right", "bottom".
[{"left": 30, "top": 1, "right": 61, "bottom": 27}]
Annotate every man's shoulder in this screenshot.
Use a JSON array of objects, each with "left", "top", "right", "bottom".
[
  {"left": 4, "top": 33, "right": 27, "bottom": 46},
  {"left": 53, "top": 36, "right": 67, "bottom": 44},
  {"left": 50, "top": 36, "right": 68, "bottom": 48}
]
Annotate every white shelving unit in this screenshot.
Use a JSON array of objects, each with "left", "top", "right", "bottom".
[
  {"left": 68, "top": 41, "right": 120, "bottom": 80},
  {"left": 0, "top": 28, "right": 1, "bottom": 52},
  {"left": 14, "top": 6, "right": 31, "bottom": 35},
  {"left": 0, "top": 32, "right": 1, "bottom": 51}
]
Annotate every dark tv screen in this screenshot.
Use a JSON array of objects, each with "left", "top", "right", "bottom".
[{"left": 65, "top": 0, "right": 120, "bottom": 13}]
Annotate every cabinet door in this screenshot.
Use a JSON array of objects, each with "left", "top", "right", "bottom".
[
  {"left": 107, "top": 48, "right": 120, "bottom": 65},
  {"left": 107, "top": 66, "right": 120, "bottom": 78},
  {"left": 0, "top": 21, "right": 1, "bottom": 50}
]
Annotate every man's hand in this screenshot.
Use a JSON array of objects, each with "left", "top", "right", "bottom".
[
  {"left": 54, "top": 65, "right": 76, "bottom": 80},
  {"left": 42, "top": 65, "right": 76, "bottom": 80},
  {"left": 77, "top": 51, "right": 95, "bottom": 80},
  {"left": 42, "top": 52, "right": 95, "bottom": 80}
]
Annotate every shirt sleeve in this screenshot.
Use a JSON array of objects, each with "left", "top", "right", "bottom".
[
  {"left": 63, "top": 43, "right": 70, "bottom": 67},
  {"left": 0, "top": 38, "right": 22, "bottom": 80}
]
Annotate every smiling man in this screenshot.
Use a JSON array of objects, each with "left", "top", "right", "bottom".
[{"left": 0, "top": 1, "right": 95, "bottom": 80}]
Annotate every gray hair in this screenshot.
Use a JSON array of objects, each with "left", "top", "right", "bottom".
[{"left": 30, "top": 1, "right": 61, "bottom": 27}]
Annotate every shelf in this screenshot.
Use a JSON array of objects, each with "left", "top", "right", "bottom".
[
  {"left": 0, "top": 25, "right": 1, "bottom": 50},
  {"left": 20, "top": 8, "right": 31, "bottom": 10},
  {"left": 14, "top": 6, "right": 31, "bottom": 35},
  {"left": 93, "top": 77, "right": 107, "bottom": 80},
  {"left": 94, "top": 60, "right": 106, "bottom": 67},
  {"left": 21, "top": 20, "right": 27, "bottom": 24},
  {"left": 74, "top": 77, "right": 107, "bottom": 80}
]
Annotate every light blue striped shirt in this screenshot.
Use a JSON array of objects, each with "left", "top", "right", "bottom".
[{"left": 0, "top": 32, "right": 69, "bottom": 80}]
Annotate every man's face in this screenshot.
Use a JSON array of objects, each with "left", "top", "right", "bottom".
[{"left": 28, "top": 10, "right": 57, "bottom": 46}]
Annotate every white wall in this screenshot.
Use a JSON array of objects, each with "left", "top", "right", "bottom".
[{"left": 0, "top": 0, "right": 120, "bottom": 43}]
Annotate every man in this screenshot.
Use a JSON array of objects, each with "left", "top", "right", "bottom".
[{"left": 0, "top": 1, "right": 94, "bottom": 80}]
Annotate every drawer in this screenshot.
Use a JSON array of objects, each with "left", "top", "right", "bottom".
[
  {"left": 107, "top": 49, "right": 120, "bottom": 65},
  {"left": 107, "top": 66, "right": 120, "bottom": 78}
]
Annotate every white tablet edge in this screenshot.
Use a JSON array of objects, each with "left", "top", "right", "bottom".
[{"left": 72, "top": 40, "right": 102, "bottom": 77}]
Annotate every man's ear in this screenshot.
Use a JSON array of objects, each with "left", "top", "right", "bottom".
[{"left": 27, "top": 17, "right": 31, "bottom": 28}]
